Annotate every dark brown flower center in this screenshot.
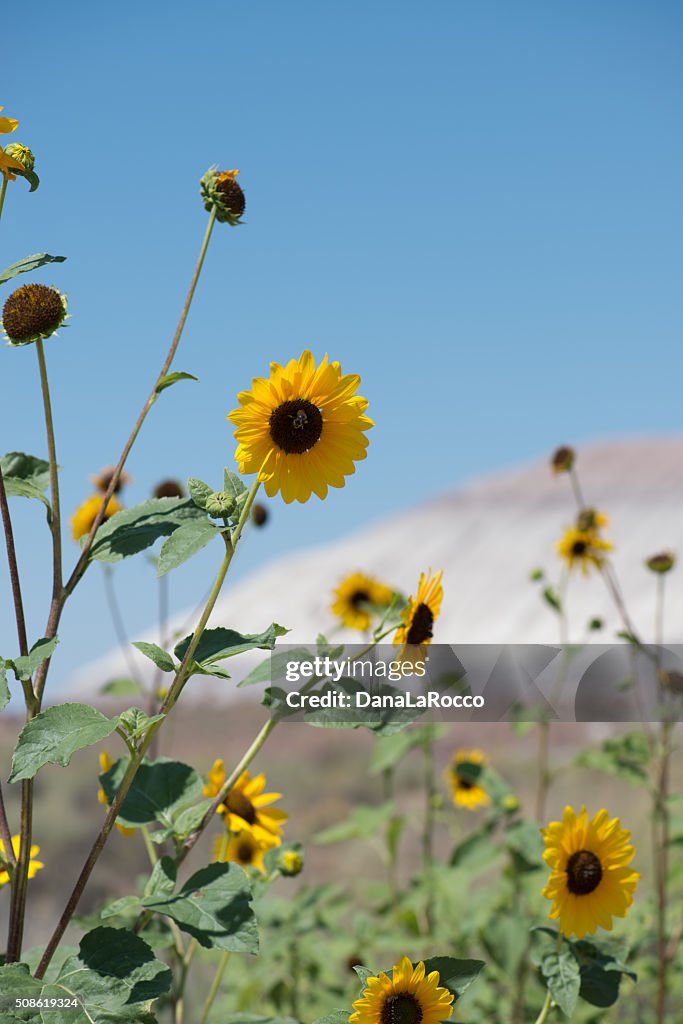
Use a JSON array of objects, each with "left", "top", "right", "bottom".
[
  {"left": 350, "top": 589, "right": 371, "bottom": 608},
  {"left": 571, "top": 539, "right": 588, "bottom": 556},
  {"left": 566, "top": 849, "right": 603, "bottom": 895},
  {"left": 216, "top": 175, "right": 246, "bottom": 217},
  {"left": 237, "top": 840, "right": 255, "bottom": 863},
  {"left": 269, "top": 399, "right": 323, "bottom": 454},
  {"left": 405, "top": 603, "right": 434, "bottom": 646},
  {"left": 226, "top": 789, "right": 257, "bottom": 825},
  {"left": 456, "top": 774, "right": 474, "bottom": 790},
  {"left": 2, "top": 283, "right": 64, "bottom": 342},
  {"left": 381, "top": 993, "right": 423, "bottom": 1024}
]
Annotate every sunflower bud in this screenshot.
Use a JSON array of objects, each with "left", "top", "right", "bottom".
[
  {"left": 646, "top": 551, "right": 675, "bottom": 575},
  {"left": 91, "top": 466, "right": 131, "bottom": 494},
  {"left": 200, "top": 166, "right": 246, "bottom": 224},
  {"left": 550, "top": 445, "right": 575, "bottom": 474},
  {"left": 251, "top": 502, "right": 268, "bottom": 527},
  {"left": 501, "top": 794, "right": 520, "bottom": 813},
  {"left": 2, "top": 283, "right": 67, "bottom": 347},
  {"left": 278, "top": 848, "right": 304, "bottom": 877},
  {"left": 153, "top": 479, "right": 185, "bottom": 499},
  {"left": 576, "top": 507, "right": 601, "bottom": 532},
  {"left": 205, "top": 491, "right": 236, "bottom": 518},
  {"left": 4, "top": 142, "right": 35, "bottom": 172}
]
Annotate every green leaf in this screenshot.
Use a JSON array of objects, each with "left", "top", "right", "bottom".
[
  {"left": 100, "top": 757, "right": 203, "bottom": 828},
  {"left": 369, "top": 725, "right": 448, "bottom": 774},
  {"left": 157, "top": 518, "right": 218, "bottom": 576},
  {"left": 154, "top": 371, "right": 199, "bottom": 395},
  {"left": 142, "top": 862, "right": 259, "bottom": 953},
  {"left": 117, "top": 707, "right": 166, "bottom": 741},
  {"left": 504, "top": 819, "right": 544, "bottom": 872},
  {"left": 450, "top": 819, "right": 498, "bottom": 869},
  {"left": 238, "top": 646, "right": 314, "bottom": 688},
  {"left": 174, "top": 624, "right": 288, "bottom": 666},
  {"left": 9, "top": 703, "right": 118, "bottom": 782},
  {"left": 312, "top": 1014, "right": 350, "bottom": 1024},
  {"left": 0, "top": 452, "right": 51, "bottom": 514},
  {"left": 149, "top": 800, "right": 213, "bottom": 844},
  {"left": 187, "top": 478, "right": 214, "bottom": 510},
  {"left": 0, "top": 253, "right": 66, "bottom": 287},
  {"left": 577, "top": 732, "right": 651, "bottom": 785},
  {"left": 223, "top": 469, "right": 247, "bottom": 499},
  {"left": 314, "top": 802, "right": 395, "bottom": 844},
  {"left": 0, "top": 659, "right": 11, "bottom": 712},
  {"left": 543, "top": 586, "right": 562, "bottom": 613},
  {"left": 87, "top": 496, "right": 208, "bottom": 563},
  {"left": 131, "top": 642, "right": 175, "bottom": 673},
  {"left": 144, "top": 857, "right": 177, "bottom": 899},
  {"left": 540, "top": 948, "right": 580, "bottom": 1017},
  {"left": 420, "top": 957, "right": 486, "bottom": 998},
  {"left": 222, "top": 1017, "right": 299, "bottom": 1024},
  {"left": 8, "top": 636, "right": 59, "bottom": 682},
  {"left": 99, "top": 678, "right": 143, "bottom": 697},
  {"left": 572, "top": 936, "right": 636, "bottom": 1008}
]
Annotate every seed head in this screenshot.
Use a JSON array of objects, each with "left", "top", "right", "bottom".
[{"left": 2, "top": 283, "right": 67, "bottom": 347}]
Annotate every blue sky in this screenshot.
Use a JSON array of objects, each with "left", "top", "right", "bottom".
[{"left": 2, "top": 0, "right": 682, "bottom": 686}]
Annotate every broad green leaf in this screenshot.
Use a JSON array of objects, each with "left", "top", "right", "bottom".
[
  {"left": 100, "top": 756, "right": 203, "bottom": 828},
  {"left": 87, "top": 496, "right": 208, "bottom": 563},
  {"left": 572, "top": 936, "right": 636, "bottom": 1008},
  {"left": 0, "top": 452, "right": 50, "bottom": 491},
  {"left": 131, "top": 642, "right": 175, "bottom": 673},
  {"left": 10, "top": 636, "right": 59, "bottom": 681},
  {"left": 312, "top": 1014, "right": 350, "bottom": 1024},
  {"left": 369, "top": 725, "right": 448, "bottom": 774},
  {"left": 142, "top": 862, "right": 259, "bottom": 953},
  {"left": 100, "top": 677, "right": 143, "bottom": 697},
  {"left": 148, "top": 799, "right": 214, "bottom": 844},
  {"left": 576, "top": 732, "right": 651, "bottom": 785},
  {"left": 0, "top": 659, "right": 10, "bottom": 711},
  {"left": 187, "top": 478, "right": 214, "bottom": 510},
  {"left": 9, "top": 703, "right": 118, "bottom": 782},
  {"left": 99, "top": 896, "right": 142, "bottom": 920},
  {"left": 157, "top": 518, "right": 218, "bottom": 576},
  {"left": 352, "top": 965, "right": 375, "bottom": 989},
  {"left": 58, "top": 926, "right": 172, "bottom": 1009},
  {"left": 222, "top": 1017, "right": 298, "bottom": 1024},
  {"left": 314, "top": 802, "right": 395, "bottom": 844},
  {"left": 154, "top": 371, "right": 199, "bottom": 395},
  {"left": 174, "top": 624, "right": 288, "bottom": 665},
  {"left": 540, "top": 948, "right": 580, "bottom": 1017},
  {"left": 450, "top": 819, "right": 498, "bottom": 870},
  {"left": 223, "top": 469, "right": 247, "bottom": 499},
  {"left": 117, "top": 707, "right": 166, "bottom": 741},
  {"left": 144, "top": 857, "right": 177, "bottom": 899},
  {"left": 504, "top": 819, "right": 544, "bottom": 872},
  {"left": 421, "top": 957, "right": 486, "bottom": 998},
  {"left": 238, "top": 646, "right": 314, "bottom": 688},
  {"left": 0, "top": 253, "right": 66, "bottom": 287}
]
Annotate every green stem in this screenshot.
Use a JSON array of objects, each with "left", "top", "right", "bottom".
[
  {"left": 36, "top": 338, "right": 63, "bottom": 616},
  {"left": 422, "top": 735, "right": 436, "bottom": 931},
  {"left": 533, "top": 989, "right": 554, "bottom": 1024},
  {"left": 0, "top": 176, "right": 8, "bottom": 222},
  {"left": 0, "top": 465, "right": 29, "bottom": 658},
  {"left": 198, "top": 952, "right": 231, "bottom": 1024}
]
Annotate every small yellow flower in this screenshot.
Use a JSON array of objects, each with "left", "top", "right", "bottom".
[
  {"left": 349, "top": 956, "right": 454, "bottom": 1024},
  {"left": 0, "top": 835, "right": 44, "bottom": 887},
  {"left": 71, "top": 493, "right": 123, "bottom": 541},
  {"left": 204, "top": 760, "right": 287, "bottom": 846},
  {"left": 279, "top": 849, "right": 304, "bottom": 876},
  {"left": 331, "top": 571, "right": 394, "bottom": 632},
  {"left": 541, "top": 805, "right": 639, "bottom": 938},
  {"left": 0, "top": 105, "right": 24, "bottom": 181},
  {"left": 556, "top": 511, "right": 612, "bottom": 575},
  {"left": 393, "top": 569, "right": 443, "bottom": 669},
  {"left": 98, "top": 752, "right": 136, "bottom": 838},
  {"left": 212, "top": 829, "right": 276, "bottom": 874},
  {"left": 446, "top": 749, "right": 491, "bottom": 811}
]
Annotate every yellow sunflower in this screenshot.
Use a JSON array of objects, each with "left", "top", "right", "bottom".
[
  {"left": 212, "top": 829, "right": 275, "bottom": 874},
  {"left": 541, "top": 805, "right": 639, "bottom": 938},
  {"left": 71, "top": 493, "right": 123, "bottom": 541},
  {"left": 446, "top": 749, "right": 491, "bottom": 811},
  {"left": 97, "top": 752, "right": 136, "bottom": 837},
  {"left": 349, "top": 956, "right": 454, "bottom": 1024},
  {"left": 227, "top": 350, "right": 373, "bottom": 504},
  {"left": 331, "top": 572, "right": 394, "bottom": 631},
  {"left": 556, "top": 509, "right": 612, "bottom": 575},
  {"left": 203, "top": 761, "right": 287, "bottom": 846},
  {"left": 0, "top": 105, "right": 24, "bottom": 181},
  {"left": 0, "top": 835, "right": 44, "bottom": 887},
  {"left": 393, "top": 569, "right": 443, "bottom": 668}
]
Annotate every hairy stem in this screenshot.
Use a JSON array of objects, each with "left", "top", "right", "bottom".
[{"left": 0, "top": 465, "right": 29, "bottom": 657}]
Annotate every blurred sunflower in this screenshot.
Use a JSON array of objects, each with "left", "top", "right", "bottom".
[
  {"left": 331, "top": 571, "right": 393, "bottom": 631},
  {"left": 446, "top": 749, "right": 491, "bottom": 811},
  {"left": 227, "top": 350, "right": 373, "bottom": 503},
  {"left": 97, "top": 752, "right": 136, "bottom": 837},
  {"left": 212, "top": 829, "right": 275, "bottom": 874},
  {"left": 71, "top": 493, "right": 123, "bottom": 541},
  {"left": 0, "top": 835, "right": 44, "bottom": 886},
  {"left": 349, "top": 956, "right": 454, "bottom": 1024},
  {"left": 541, "top": 805, "right": 639, "bottom": 938},
  {"left": 203, "top": 761, "right": 287, "bottom": 846},
  {"left": 556, "top": 518, "right": 612, "bottom": 575},
  {"left": 393, "top": 569, "right": 443, "bottom": 668}
]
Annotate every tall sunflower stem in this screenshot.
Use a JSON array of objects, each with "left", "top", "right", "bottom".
[
  {"left": 0, "top": 464, "right": 29, "bottom": 658},
  {"left": 421, "top": 734, "right": 437, "bottom": 931},
  {"left": 198, "top": 952, "right": 231, "bottom": 1024},
  {"left": 532, "top": 989, "right": 555, "bottom": 1024},
  {"left": 0, "top": 176, "right": 8, "bottom": 222},
  {"left": 0, "top": 784, "right": 16, "bottom": 867}
]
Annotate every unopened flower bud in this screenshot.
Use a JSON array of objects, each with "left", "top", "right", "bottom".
[
  {"left": 501, "top": 794, "right": 520, "bottom": 813},
  {"left": 278, "top": 849, "right": 303, "bottom": 877},
  {"left": 550, "top": 446, "right": 575, "bottom": 474},
  {"left": 91, "top": 466, "right": 131, "bottom": 494},
  {"left": 4, "top": 142, "right": 35, "bottom": 172},
  {"left": 205, "top": 491, "right": 235, "bottom": 518},
  {"left": 646, "top": 551, "right": 675, "bottom": 575},
  {"left": 251, "top": 502, "right": 268, "bottom": 527},
  {"left": 154, "top": 479, "right": 185, "bottom": 499}
]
